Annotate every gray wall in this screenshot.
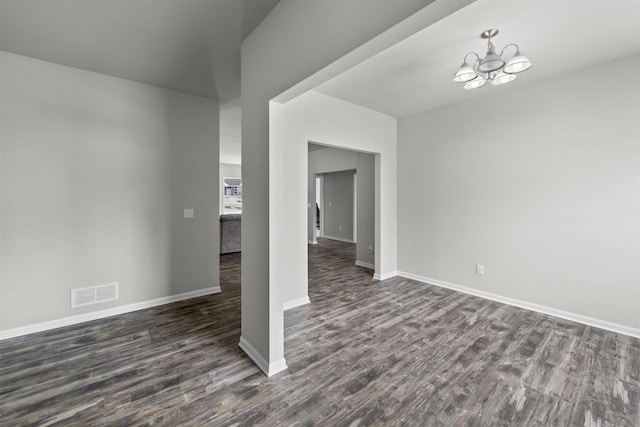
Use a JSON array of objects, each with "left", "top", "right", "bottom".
[
  {"left": 355, "top": 152, "right": 375, "bottom": 266},
  {"left": 0, "top": 51, "right": 220, "bottom": 331},
  {"left": 397, "top": 54, "right": 640, "bottom": 330},
  {"left": 323, "top": 170, "right": 355, "bottom": 241}
]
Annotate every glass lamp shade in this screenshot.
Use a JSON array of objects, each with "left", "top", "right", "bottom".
[
  {"left": 477, "top": 52, "right": 505, "bottom": 73},
  {"left": 503, "top": 52, "right": 532, "bottom": 73},
  {"left": 453, "top": 63, "right": 477, "bottom": 83},
  {"left": 491, "top": 70, "right": 517, "bottom": 86},
  {"left": 463, "top": 75, "right": 486, "bottom": 90}
]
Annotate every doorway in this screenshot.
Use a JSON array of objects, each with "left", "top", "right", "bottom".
[
  {"left": 308, "top": 143, "right": 375, "bottom": 271},
  {"left": 315, "top": 175, "right": 323, "bottom": 240}
]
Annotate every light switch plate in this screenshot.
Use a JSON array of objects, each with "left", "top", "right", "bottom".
[{"left": 184, "top": 208, "right": 194, "bottom": 218}]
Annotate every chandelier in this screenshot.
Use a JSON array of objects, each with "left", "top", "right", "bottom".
[{"left": 453, "top": 29, "right": 532, "bottom": 90}]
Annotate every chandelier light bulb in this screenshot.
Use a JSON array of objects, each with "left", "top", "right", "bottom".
[
  {"left": 504, "top": 52, "right": 532, "bottom": 74},
  {"left": 491, "top": 70, "right": 517, "bottom": 86},
  {"left": 463, "top": 75, "right": 486, "bottom": 90},
  {"left": 453, "top": 62, "right": 477, "bottom": 83}
]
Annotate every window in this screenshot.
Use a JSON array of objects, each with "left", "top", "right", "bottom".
[{"left": 223, "top": 177, "right": 242, "bottom": 214}]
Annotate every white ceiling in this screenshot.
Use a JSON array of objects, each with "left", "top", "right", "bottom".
[
  {"left": 3, "top": 0, "right": 638, "bottom": 164},
  {"left": 0, "top": 0, "right": 280, "bottom": 166},
  {"left": 315, "top": 0, "right": 640, "bottom": 118}
]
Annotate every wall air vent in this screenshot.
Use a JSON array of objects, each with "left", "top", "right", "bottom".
[{"left": 71, "top": 282, "right": 119, "bottom": 308}]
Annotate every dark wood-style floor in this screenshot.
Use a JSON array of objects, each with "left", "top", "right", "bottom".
[{"left": 1, "top": 239, "right": 638, "bottom": 426}]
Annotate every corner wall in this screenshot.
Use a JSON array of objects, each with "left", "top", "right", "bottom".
[
  {"left": 0, "top": 51, "right": 220, "bottom": 334},
  {"left": 398, "top": 55, "right": 640, "bottom": 332},
  {"left": 323, "top": 170, "right": 355, "bottom": 242}
]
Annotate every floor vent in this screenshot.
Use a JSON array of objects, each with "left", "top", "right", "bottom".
[{"left": 71, "top": 283, "right": 119, "bottom": 308}]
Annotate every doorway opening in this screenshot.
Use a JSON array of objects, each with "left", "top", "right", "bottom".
[
  {"left": 315, "top": 175, "right": 323, "bottom": 241},
  {"left": 308, "top": 142, "right": 376, "bottom": 272}
]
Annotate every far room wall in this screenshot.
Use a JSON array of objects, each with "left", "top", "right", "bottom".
[
  {"left": 0, "top": 51, "right": 220, "bottom": 334},
  {"left": 397, "top": 54, "right": 640, "bottom": 332},
  {"left": 322, "top": 170, "right": 355, "bottom": 242}
]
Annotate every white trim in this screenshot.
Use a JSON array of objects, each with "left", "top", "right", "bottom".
[
  {"left": 397, "top": 271, "right": 640, "bottom": 339},
  {"left": 238, "top": 336, "right": 288, "bottom": 377},
  {"left": 323, "top": 235, "right": 355, "bottom": 243},
  {"left": 0, "top": 286, "right": 221, "bottom": 341},
  {"left": 308, "top": 240, "right": 317, "bottom": 245},
  {"left": 283, "top": 296, "right": 311, "bottom": 311},
  {"left": 373, "top": 271, "right": 398, "bottom": 281},
  {"left": 355, "top": 260, "right": 374, "bottom": 270}
]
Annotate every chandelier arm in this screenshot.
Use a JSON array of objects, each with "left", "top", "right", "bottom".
[
  {"left": 473, "top": 58, "right": 483, "bottom": 73},
  {"left": 463, "top": 52, "right": 481, "bottom": 64},
  {"left": 499, "top": 43, "right": 520, "bottom": 57}
]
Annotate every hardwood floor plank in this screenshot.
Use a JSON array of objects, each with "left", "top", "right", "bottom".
[{"left": 1, "top": 242, "right": 638, "bottom": 426}]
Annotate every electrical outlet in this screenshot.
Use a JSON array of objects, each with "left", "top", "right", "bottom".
[
  {"left": 476, "top": 264, "right": 484, "bottom": 275},
  {"left": 368, "top": 245, "right": 373, "bottom": 254},
  {"left": 339, "top": 226, "right": 342, "bottom": 231},
  {"left": 184, "top": 208, "right": 194, "bottom": 218}
]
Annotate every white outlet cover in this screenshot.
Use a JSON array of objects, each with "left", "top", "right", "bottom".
[
  {"left": 476, "top": 264, "right": 484, "bottom": 275},
  {"left": 184, "top": 208, "right": 195, "bottom": 218}
]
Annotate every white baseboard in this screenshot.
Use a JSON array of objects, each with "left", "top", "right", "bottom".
[
  {"left": 238, "top": 336, "right": 288, "bottom": 377},
  {"left": 0, "top": 286, "right": 222, "bottom": 341},
  {"left": 355, "top": 260, "right": 374, "bottom": 270},
  {"left": 373, "top": 271, "right": 398, "bottom": 281},
  {"left": 308, "top": 240, "right": 317, "bottom": 245},
  {"left": 397, "top": 271, "right": 640, "bottom": 339},
  {"left": 323, "top": 235, "right": 355, "bottom": 244},
  {"left": 283, "top": 296, "right": 311, "bottom": 311}
]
